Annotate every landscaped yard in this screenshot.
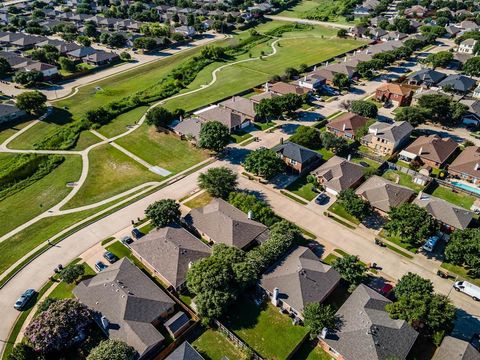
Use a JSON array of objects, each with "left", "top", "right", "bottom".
[
  {"left": 286, "top": 175, "right": 318, "bottom": 201},
  {"left": 192, "top": 329, "right": 245, "bottom": 360},
  {"left": 328, "top": 202, "right": 361, "bottom": 225},
  {"left": 253, "top": 121, "right": 276, "bottom": 131},
  {"left": 230, "top": 131, "right": 253, "bottom": 144},
  {"left": 316, "top": 147, "right": 334, "bottom": 160},
  {"left": 382, "top": 169, "right": 424, "bottom": 193},
  {"left": 222, "top": 297, "right": 309, "bottom": 359},
  {"left": 293, "top": 340, "right": 331, "bottom": 360},
  {"left": 379, "top": 230, "right": 419, "bottom": 253},
  {"left": 48, "top": 262, "right": 95, "bottom": 300},
  {"left": 428, "top": 185, "right": 475, "bottom": 210},
  {"left": 441, "top": 262, "right": 480, "bottom": 287},
  {"left": 62, "top": 144, "right": 162, "bottom": 209},
  {"left": 184, "top": 192, "right": 213, "bottom": 209},
  {"left": 349, "top": 155, "right": 382, "bottom": 170}
]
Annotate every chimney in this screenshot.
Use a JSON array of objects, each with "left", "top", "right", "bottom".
[
  {"left": 271, "top": 287, "right": 280, "bottom": 306},
  {"left": 343, "top": 123, "right": 346, "bottom": 131},
  {"left": 319, "top": 327, "right": 328, "bottom": 339},
  {"left": 418, "top": 146, "right": 423, "bottom": 155},
  {"left": 475, "top": 163, "right": 480, "bottom": 171},
  {"left": 374, "top": 127, "right": 378, "bottom": 136},
  {"left": 314, "top": 65, "right": 317, "bottom": 71},
  {"left": 100, "top": 316, "right": 109, "bottom": 330},
  {"left": 280, "top": 137, "right": 284, "bottom": 144},
  {"left": 247, "top": 210, "right": 253, "bottom": 219},
  {"left": 347, "top": 154, "right": 352, "bottom": 161},
  {"left": 265, "top": 82, "right": 269, "bottom": 91},
  {"left": 179, "top": 115, "right": 183, "bottom": 122},
  {"left": 232, "top": 96, "right": 236, "bottom": 102}
]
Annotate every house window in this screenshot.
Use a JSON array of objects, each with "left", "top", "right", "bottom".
[{"left": 290, "top": 159, "right": 297, "bottom": 165}]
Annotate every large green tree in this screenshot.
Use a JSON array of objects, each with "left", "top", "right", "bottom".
[
  {"left": 393, "top": 272, "right": 433, "bottom": 299},
  {"left": 60, "top": 264, "right": 85, "bottom": 284},
  {"left": 444, "top": 228, "right": 480, "bottom": 277},
  {"left": 332, "top": 255, "right": 367, "bottom": 290},
  {"left": 198, "top": 166, "right": 237, "bottom": 199},
  {"left": 16, "top": 91, "right": 47, "bottom": 115},
  {"left": 198, "top": 121, "right": 230, "bottom": 152},
  {"left": 350, "top": 100, "right": 378, "bottom": 118},
  {"left": 243, "top": 148, "right": 285, "bottom": 179},
  {"left": 333, "top": 73, "right": 350, "bottom": 90},
  {"left": 228, "top": 192, "right": 279, "bottom": 227},
  {"left": 145, "top": 107, "right": 176, "bottom": 129},
  {"left": 87, "top": 340, "right": 136, "bottom": 360},
  {"left": 0, "top": 57, "right": 12, "bottom": 78},
  {"left": 145, "top": 199, "right": 181, "bottom": 228},
  {"left": 337, "top": 189, "right": 371, "bottom": 220},
  {"left": 394, "top": 106, "right": 428, "bottom": 127},
  {"left": 424, "top": 51, "right": 452, "bottom": 68},
  {"left": 289, "top": 126, "right": 322, "bottom": 149},
  {"left": 462, "top": 57, "right": 480, "bottom": 77},
  {"left": 304, "top": 303, "right": 338, "bottom": 339}
]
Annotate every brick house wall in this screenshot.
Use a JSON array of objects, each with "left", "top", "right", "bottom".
[
  {"left": 318, "top": 339, "right": 344, "bottom": 360},
  {"left": 375, "top": 89, "right": 411, "bottom": 106}
]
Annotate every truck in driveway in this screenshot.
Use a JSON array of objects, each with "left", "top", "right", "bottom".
[{"left": 454, "top": 281, "right": 480, "bottom": 301}]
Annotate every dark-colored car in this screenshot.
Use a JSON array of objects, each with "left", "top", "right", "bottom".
[
  {"left": 121, "top": 236, "right": 133, "bottom": 248},
  {"left": 131, "top": 228, "right": 143, "bottom": 240},
  {"left": 95, "top": 261, "right": 108, "bottom": 272},
  {"left": 14, "top": 289, "right": 36, "bottom": 310},
  {"left": 103, "top": 251, "right": 118, "bottom": 264},
  {"left": 315, "top": 192, "right": 329, "bottom": 205}
]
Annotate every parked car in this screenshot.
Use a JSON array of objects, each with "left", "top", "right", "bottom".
[
  {"left": 315, "top": 192, "right": 329, "bottom": 205},
  {"left": 54, "top": 264, "right": 63, "bottom": 273},
  {"left": 103, "top": 251, "right": 118, "bottom": 264},
  {"left": 121, "top": 236, "right": 133, "bottom": 248},
  {"left": 422, "top": 235, "right": 440, "bottom": 252},
  {"left": 131, "top": 228, "right": 143, "bottom": 240},
  {"left": 14, "top": 289, "right": 36, "bottom": 310},
  {"left": 454, "top": 281, "right": 480, "bottom": 301},
  {"left": 95, "top": 261, "right": 108, "bottom": 272}
]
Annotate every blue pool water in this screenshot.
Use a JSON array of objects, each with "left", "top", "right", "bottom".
[{"left": 451, "top": 181, "right": 480, "bottom": 195}]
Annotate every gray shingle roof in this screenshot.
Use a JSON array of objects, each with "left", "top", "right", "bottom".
[
  {"left": 130, "top": 224, "right": 211, "bottom": 289},
  {"left": 312, "top": 156, "right": 365, "bottom": 193},
  {"left": 0, "top": 104, "right": 22, "bottom": 117},
  {"left": 172, "top": 117, "right": 203, "bottom": 141},
  {"left": 272, "top": 141, "right": 322, "bottom": 164},
  {"left": 438, "top": 75, "right": 477, "bottom": 93},
  {"left": 366, "top": 121, "right": 413, "bottom": 144},
  {"left": 260, "top": 246, "right": 341, "bottom": 314},
  {"left": 196, "top": 106, "right": 246, "bottom": 130},
  {"left": 73, "top": 258, "right": 175, "bottom": 357},
  {"left": 184, "top": 198, "right": 268, "bottom": 249},
  {"left": 414, "top": 193, "right": 473, "bottom": 230},
  {"left": 408, "top": 68, "right": 446, "bottom": 85},
  {"left": 219, "top": 96, "right": 256, "bottom": 119},
  {"left": 322, "top": 284, "right": 418, "bottom": 360},
  {"left": 166, "top": 342, "right": 205, "bottom": 360},
  {"left": 433, "top": 336, "right": 480, "bottom": 360}
]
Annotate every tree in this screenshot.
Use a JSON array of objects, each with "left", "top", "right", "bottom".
[
  {"left": 38, "top": 298, "right": 58, "bottom": 313},
  {"left": 320, "top": 131, "right": 348, "bottom": 154},
  {"left": 58, "top": 56, "right": 76, "bottom": 72},
  {"left": 289, "top": 126, "right": 322, "bottom": 149},
  {"left": 133, "top": 37, "right": 157, "bottom": 51},
  {"left": 145, "top": 107, "right": 175, "bottom": 129},
  {"left": 0, "top": 57, "right": 11, "bottom": 78},
  {"left": 304, "top": 303, "right": 338, "bottom": 339},
  {"left": 394, "top": 106, "right": 428, "bottom": 127},
  {"left": 284, "top": 67, "right": 299, "bottom": 80},
  {"left": 350, "top": 100, "right": 378, "bottom": 118},
  {"left": 7, "top": 344, "right": 36, "bottom": 360},
  {"left": 83, "top": 22, "right": 97, "bottom": 38},
  {"left": 417, "top": 94, "right": 459, "bottom": 125},
  {"left": 13, "top": 70, "right": 43, "bottom": 87},
  {"left": 333, "top": 73, "right": 350, "bottom": 90},
  {"left": 228, "top": 192, "right": 279, "bottom": 227},
  {"left": 24, "top": 299, "right": 92, "bottom": 353},
  {"left": 444, "top": 228, "right": 480, "bottom": 276},
  {"left": 87, "top": 340, "right": 136, "bottom": 360},
  {"left": 198, "top": 121, "right": 230, "bottom": 152},
  {"left": 145, "top": 199, "right": 181, "bottom": 228},
  {"left": 424, "top": 51, "right": 453, "bottom": 68},
  {"left": 255, "top": 98, "right": 282, "bottom": 120},
  {"left": 198, "top": 167, "right": 237, "bottom": 199},
  {"left": 384, "top": 203, "right": 438, "bottom": 245},
  {"left": 243, "top": 148, "right": 285, "bottom": 179},
  {"left": 394, "top": 272, "right": 433, "bottom": 299},
  {"left": 60, "top": 264, "right": 85, "bottom": 284},
  {"left": 108, "top": 33, "right": 127, "bottom": 48},
  {"left": 120, "top": 51, "right": 131, "bottom": 61},
  {"left": 337, "top": 28, "right": 348, "bottom": 37},
  {"left": 337, "top": 189, "right": 371, "bottom": 220},
  {"left": 15, "top": 91, "right": 47, "bottom": 115},
  {"left": 332, "top": 255, "right": 367, "bottom": 289},
  {"left": 76, "top": 35, "right": 91, "bottom": 47}
]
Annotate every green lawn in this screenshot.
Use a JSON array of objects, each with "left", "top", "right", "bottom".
[
  {"left": 0, "top": 118, "right": 34, "bottom": 144},
  {"left": 441, "top": 262, "right": 480, "bottom": 287},
  {"left": 316, "top": 147, "right": 334, "bottom": 160},
  {"left": 222, "top": 298, "right": 309, "bottom": 359},
  {"left": 277, "top": 0, "right": 358, "bottom": 25},
  {"left": 48, "top": 263, "right": 95, "bottom": 300},
  {"left": 97, "top": 106, "right": 148, "bottom": 138},
  {"left": 379, "top": 230, "right": 419, "bottom": 253},
  {"left": 328, "top": 202, "right": 361, "bottom": 225},
  {"left": 293, "top": 340, "right": 332, "bottom": 360},
  {"left": 382, "top": 170, "right": 424, "bottom": 193},
  {"left": 429, "top": 185, "right": 475, "bottom": 210},
  {"left": 0, "top": 155, "right": 82, "bottom": 238},
  {"left": 286, "top": 175, "right": 317, "bottom": 201},
  {"left": 349, "top": 155, "right": 382, "bottom": 170},
  {"left": 231, "top": 131, "right": 253, "bottom": 143},
  {"left": 62, "top": 144, "right": 162, "bottom": 209},
  {"left": 115, "top": 125, "right": 209, "bottom": 173},
  {"left": 106, "top": 241, "right": 132, "bottom": 259},
  {"left": 322, "top": 253, "right": 339, "bottom": 265},
  {"left": 184, "top": 192, "right": 213, "bottom": 209},
  {"left": 192, "top": 329, "right": 245, "bottom": 360},
  {"left": 253, "top": 121, "right": 276, "bottom": 131}
]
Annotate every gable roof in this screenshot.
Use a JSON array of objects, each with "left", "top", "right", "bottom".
[
  {"left": 272, "top": 141, "right": 322, "bottom": 164},
  {"left": 184, "top": 198, "right": 268, "bottom": 249},
  {"left": 413, "top": 193, "right": 473, "bottom": 230},
  {"left": 84, "top": 50, "right": 119, "bottom": 63},
  {"left": 404, "top": 135, "right": 458, "bottom": 165},
  {"left": 166, "top": 342, "right": 205, "bottom": 360},
  {"left": 438, "top": 75, "right": 477, "bottom": 92},
  {"left": 196, "top": 106, "right": 246, "bottom": 130},
  {"left": 376, "top": 83, "right": 413, "bottom": 96},
  {"left": 408, "top": 68, "right": 446, "bottom": 85},
  {"left": 269, "top": 82, "right": 310, "bottom": 95},
  {"left": 260, "top": 246, "right": 341, "bottom": 314},
  {"left": 172, "top": 117, "right": 203, "bottom": 141},
  {"left": 366, "top": 121, "right": 413, "bottom": 144},
  {"left": 250, "top": 91, "right": 279, "bottom": 103},
  {"left": 218, "top": 96, "right": 256, "bottom": 118},
  {"left": 73, "top": 258, "right": 175, "bottom": 357},
  {"left": 130, "top": 224, "right": 211, "bottom": 288},
  {"left": 355, "top": 175, "right": 414, "bottom": 213},
  {"left": 322, "top": 284, "right": 418, "bottom": 360},
  {"left": 312, "top": 156, "right": 365, "bottom": 193},
  {"left": 327, "top": 112, "right": 369, "bottom": 136},
  {"left": 433, "top": 336, "right": 480, "bottom": 360},
  {"left": 67, "top": 46, "right": 97, "bottom": 58},
  {"left": 0, "top": 103, "right": 22, "bottom": 117},
  {"left": 449, "top": 146, "right": 480, "bottom": 179}
]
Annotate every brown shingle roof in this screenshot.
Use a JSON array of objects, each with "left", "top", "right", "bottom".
[
  {"left": 404, "top": 135, "right": 458, "bottom": 166},
  {"left": 312, "top": 156, "right": 365, "bottom": 193},
  {"left": 269, "top": 82, "right": 310, "bottom": 95},
  {"left": 196, "top": 106, "right": 246, "bottom": 130},
  {"left": 376, "top": 83, "right": 413, "bottom": 96},
  {"left": 218, "top": 96, "right": 256, "bottom": 118},
  {"left": 449, "top": 146, "right": 480, "bottom": 179},
  {"left": 327, "top": 112, "right": 369, "bottom": 137}
]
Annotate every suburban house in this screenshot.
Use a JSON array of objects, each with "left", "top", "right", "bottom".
[
  {"left": 438, "top": 74, "right": 477, "bottom": 93},
  {"left": 458, "top": 39, "right": 478, "bottom": 55},
  {"left": 174, "top": 25, "right": 196, "bottom": 37},
  {"left": 218, "top": 96, "right": 257, "bottom": 121},
  {"left": 323, "top": 62, "right": 357, "bottom": 79},
  {"left": 269, "top": 82, "right": 310, "bottom": 96},
  {"left": 272, "top": 141, "right": 323, "bottom": 174},
  {"left": 298, "top": 73, "right": 326, "bottom": 91},
  {"left": 414, "top": 193, "right": 473, "bottom": 231},
  {"left": 0, "top": 104, "right": 25, "bottom": 124},
  {"left": 407, "top": 68, "right": 446, "bottom": 87},
  {"left": 459, "top": 20, "right": 480, "bottom": 32},
  {"left": 311, "top": 156, "right": 365, "bottom": 196},
  {"left": 184, "top": 198, "right": 269, "bottom": 250},
  {"left": 448, "top": 146, "right": 480, "bottom": 185},
  {"left": 318, "top": 284, "right": 418, "bottom": 360},
  {"left": 445, "top": 25, "right": 462, "bottom": 38},
  {"left": 399, "top": 135, "right": 459, "bottom": 168},
  {"left": 361, "top": 121, "right": 413, "bottom": 156},
  {"left": 66, "top": 46, "right": 97, "bottom": 60},
  {"left": 375, "top": 83, "right": 413, "bottom": 107},
  {"left": 326, "top": 112, "right": 369, "bottom": 140},
  {"left": 166, "top": 342, "right": 204, "bottom": 360},
  {"left": 433, "top": 336, "right": 480, "bottom": 360},
  {"left": 474, "top": 85, "right": 480, "bottom": 99},
  {"left": 83, "top": 50, "right": 119, "bottom": 66},
  {"left": 195, "top": 106, "right": 250, "bottom": 132},
  {"left": 355, "top": 176, "right": 415, "bottom": 215},
  {"left": 73, "top": 258, "right": 176, "bottom": 359},
  {"left": 130, "top": 224, "right": 211, "bottom": 291},
  {"left": 461, "top": 99, "right": 480, "bottom": 126},
  {"left": 171, "top": 117, "right": 203, "bottom": 142},
  {"left": 260, "top": 246, "right": 341, "bottom": 321},
  {"left": 404, "top": 5, "right": 427, "bottom": 17},
  {"left": 250, "top": 91, "right": 279, "bottom": 104}
]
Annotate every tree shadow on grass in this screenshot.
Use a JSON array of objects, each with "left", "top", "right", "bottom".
[
  {"left": 222, "top": 295, "right": 265, "bottom": 332},
  {"left": 43, "top": 107, "right": 74, "bottom": 126}
]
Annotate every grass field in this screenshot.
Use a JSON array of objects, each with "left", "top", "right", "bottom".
[
  {"left": 192, "top": 329, "right": 245, "bottom": 360},
  {"left": 328, "top": 202, "right": 361, "bottom": 225},
  {"left": 222, "top": 297, "right": 309, "bottom": 359},
  {"left": 429, "top": 185, "right": 475, "bottom": 210},
  {"left": 380, "top": 230, "right": 419, "bottom": 253},
  {"left": 277, "top": 0, "right": 358, "bottom": 24},
  {"left": 62, "top": 144, "right": 161, "bottom": 209},
  {"left": 0, "top": 118, "right": 35, "bottom": 144},
  {"left": 115, "top": 125, "right": 209, "bottom": 173},
  {"left": 293, "top": 340, "right": 332, "bottom": 360},
  {"left": 48, "top": 262, "right": 95, "bottom": 299},
  {"left": 286, "top": 175, "right": 317, "bottom": 201},
  {"left": 97, "top": 106, "right": 149, "bottom": 138},
  {"left": 0, "top": 155, "right": 82, "bottom": 238},
  {"left": 184, "top": 192, "right": 213, "bottom": 208},
  {"left": 382, "top": 169, "right": 424, "bottom": 193}
]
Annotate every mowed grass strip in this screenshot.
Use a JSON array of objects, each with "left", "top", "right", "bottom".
[
  {"left": 0, "top": 155, "right": 82, "bottom": 238},
  {"left": 192, "top": 328, "right": 246, "bottom": 360},
  {"left": 62, "top": 143, "right": 162, "bottom": 210}
]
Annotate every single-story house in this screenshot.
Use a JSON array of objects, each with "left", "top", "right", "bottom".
[
  {"left": 361, "top": 121, "right": 413, "bottom": 156},
  {"left": 195, "top": 106, "right": 250, "bottom": 132},
  {"left": 414, "top": 193, "right": 473, "bottom": 231},
  {"left": 184, "top": 198, "right": 269, "bottom": 250},
  {"left": 272, "top": 140, "right": 323, "bottom": 174},
  {"left": 311, "top": 156, "right": 365, "bottom": 196},
  {"left": 174, "top": 25, "right": 196, "bottom": 38},
  {"left": 399, "top": 134, "right": 459, "bottom": 168},
  {"left": 438, "top": 74, "right": 477, "bottom": 93},
  {"left": 458, "top": 39, "right": 477, "bottom": 55},
  {"left": 250, "top": 91, "right": 279, "bottom": 104},
  {"left": 67, "top": 46, "right": 97, "bottom": 60},
  {"left": 326, "top": 112, "right": 369, "bottom": 140},
  {"left": 318, "top": 284, "right": 418, "bottom": 360},
  {"left": 0, "top": 104, "right": 25, "bottom": 124},
  {"left": 375, "top": 83, "right": 413, "bottom": 106},
  {"left": 269, "top": 82, "right": 310, "bottom": 96},
  {"left": 73, "top": 258, "right": 176, "bottom": 359},
  {"left": 407, "top": 68, "right": 446, "bottom": 87},
  {"left": 298, "top": 73, "right": 326, "bottom": 90},
  {"left": 83, "top": 50, "right": 119, "bottom": 66},
  {"left": 130, "top": 224, "right": 211, "bottom": 291},
  {"left": 260, "top": 246, "right": 341, "bottom": 321},
  {"left": 461, "top": 99, "right": 480, "bottom": 126},
  {"left": 171, "top": 117, "right": 203, "bottom": 142},
  {"left": 448, "top": 146, "right": 480, "bottom": 185},
  {"left": 165, "top": 342, "right": 205, "bottom": 360},
  {"left": 218, "top": 96, "right": 257, "bottom": 120},
  {"left": 433, "top": 336, "right": 480, "bottom": 360},
  {"left": 355, "top": 175, "right": 415, "bottom": 215}
]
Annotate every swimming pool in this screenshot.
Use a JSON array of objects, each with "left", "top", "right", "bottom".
[{"left": 451, "top": 181, "right": 480, "bottom": 196}]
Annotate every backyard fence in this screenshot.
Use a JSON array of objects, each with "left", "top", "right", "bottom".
[
  {"left": 355, "top": 150, "right": 386, "bottom": 165},
  {"left": 386, "top": 161, "right": 423, "bottom": 178},
  {"left": 213, "top": 319, "right": 264, "bottom": 360}
]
